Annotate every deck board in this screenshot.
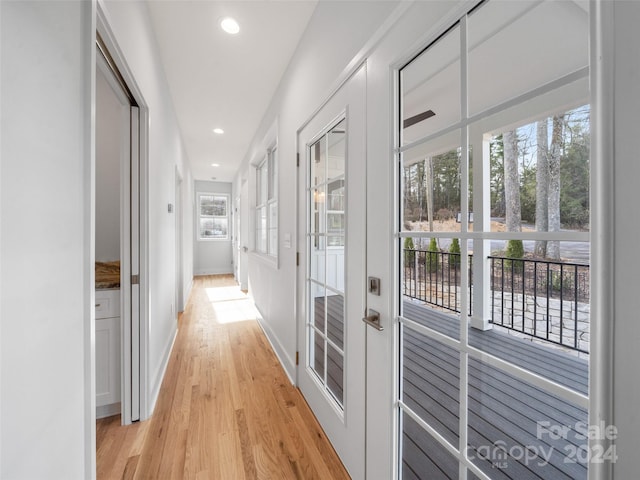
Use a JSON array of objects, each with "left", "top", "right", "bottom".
[
  {"left": 318, "top": 294, "right": 589, "bottom": 479},
  {"left": 401, "top": 300, "right": 588, "bottom": 479}
]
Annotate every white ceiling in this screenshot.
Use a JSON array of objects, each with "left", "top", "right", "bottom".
[{"left": 147, "top": 0, "right": 318, "bottom": 182}]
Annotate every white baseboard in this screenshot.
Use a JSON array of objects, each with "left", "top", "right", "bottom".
[
  {"left": 254, "top": 307, "right": 296, "bottom": 385},
  {"left": 148, "top": 327, "right": 178, "bottom": 415},
  {"left": 194, "top": 268, "right": 233, "bottom": 275},
  {"left": 96, "top": 402, "right": 121, "bottom": 419}
]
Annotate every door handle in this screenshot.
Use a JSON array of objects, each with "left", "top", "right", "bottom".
[{"left": 362, "top": 309, "right": 383, "bottom": 331}]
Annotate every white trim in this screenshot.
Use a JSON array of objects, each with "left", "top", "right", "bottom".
[
  {"left": 250, "top": 251, "right": 278, "bottom": 269},
  {"left": 96, "top": 403, "right": 121, "bottom": 420},
  {"left": 196, "top": 192, "right": 230, "bottom": 242},
  {"left": 148, "top": 328, "right": 177, "bottom": 415},
  {"left": 255, "top": 305, "right": 296, "bottom": 384},
  {"left": 97, "top": 1, "right": 151, "bottom": 424},
  {"left": 397, "top": 230, "right": 590, "bottom": 242},
  {"left": 84, "top": 3, "right": 98, "bottom": 479},
  {"left": 588, "top": 1, "right": 614, "bottom": 478}
]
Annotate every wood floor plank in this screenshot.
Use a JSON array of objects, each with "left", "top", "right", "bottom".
[{"left": 96, "top": 274, "right": 349, "bottom": 480}]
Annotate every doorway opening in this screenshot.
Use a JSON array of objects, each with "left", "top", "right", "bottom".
[{"left": 95, "top": 26, "right": 148, "bottom": 429}]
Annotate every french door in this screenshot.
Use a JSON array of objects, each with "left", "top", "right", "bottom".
[
  {"left": 297, "top": 64, "right": 367, "bottom": 479},
  {"left": 396, "top": 1, "right": 591, "bottom": 479}
]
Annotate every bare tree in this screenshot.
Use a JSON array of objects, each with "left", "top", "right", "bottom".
[
  {"left": 535, "top": 119, "right": 549, "bottom": 256},
  {"left": 425, "top": 157, "right": 434, "bottom": 232},
  {"left": 547, "top": 115, "right": 564, "bottom": 260},
  {"left": 503, "top": 130, "right": 521, "bottom": 233}
]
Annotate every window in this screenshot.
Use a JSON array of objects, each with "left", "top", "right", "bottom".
[
  {"left": 255, "top": 145, "right": 278, "bottom": 257},
  {"left": 198, "top": 193, "right": 229, "bottom": 240},
  {"left": 398, "top": 1, "right": 591, "bottom": 479}
]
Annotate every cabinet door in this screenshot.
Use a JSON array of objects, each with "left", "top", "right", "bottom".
[{"left": 96, "top": 317, "right": 121, "bottom": 407}]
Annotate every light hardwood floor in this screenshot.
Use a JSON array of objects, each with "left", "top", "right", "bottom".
[{"left": 97, "top": 274, "right": 350, "bottom": 479}]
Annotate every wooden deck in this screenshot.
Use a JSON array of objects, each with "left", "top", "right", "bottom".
[
  {"left": 402, "top": 300, "right": 588, "bottom": 479},
  {"left": 315, "top": 295, "right": 589, "bottom": 479}
]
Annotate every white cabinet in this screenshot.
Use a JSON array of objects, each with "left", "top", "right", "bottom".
[{"left": 95, "top": 289, "right": 121, "bottom": 418}]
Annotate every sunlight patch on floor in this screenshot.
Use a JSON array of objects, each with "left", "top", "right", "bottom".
[
  {"left": 205, "top": 285, "right": 259, "bottom": 324},
  {"left": 205, "top": 286, "right": 248, "bottom": 302}
]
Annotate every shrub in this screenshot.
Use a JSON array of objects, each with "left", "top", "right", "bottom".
[
  {"left": 427, "top": 237, "right": 439, "bottom": 273},
  {"left": 505, "top": 239, "right": 524, "bottom": 273},
  {"left": 404, "top": 237, "right": 415, "bottom": 266},
  {"left": 449, "top": 238, "right": 461, "bottom": 267}
]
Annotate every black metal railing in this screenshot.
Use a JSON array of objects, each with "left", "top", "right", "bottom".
[
  {"left": 403, "top": 249, "right": 590, "bottom": 353},
  {"left": 403, "top": 249, "right": 472, "bottom": 315},
  {"left": 489, "top": 256, "right": 590, "bottom": 354}
]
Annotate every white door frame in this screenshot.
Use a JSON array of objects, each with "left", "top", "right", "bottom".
[
  {"left": 296, "top": 63, "right": 369, "bottom": 479},
  {"left": 96, "top": 4, "right": 150, "bottom": 424},
  {"left": 175, "top": 167, "right": 184, "bottom": 313}
]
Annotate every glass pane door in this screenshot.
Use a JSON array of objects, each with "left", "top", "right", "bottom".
[
  {"left": 308, "top": 119, "right": 346, "bottom": 406},
  {"left": 397, "top": 2, "right": 591, "bottom": 478}
]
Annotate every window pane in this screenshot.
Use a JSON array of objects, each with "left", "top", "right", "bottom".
[
  {"left": 467, "top": 357, "right": 587, "bottom": 479},
  {"left": 468, "top": 1, "right": 589, "bottom": 116},
  {"left": 312, "top": 330, "right": 325, "bottom": 382},
  {"left": 257, "top": 159, "right": 269, "bottom": 205},
  {"left": 328, "top": 179, "right": 344, "bottom": 212},
  {"left": 256, "top": 206, "right": 267, "bottom": 252},
  {"left": 326, "top": 240, "right": 344, "bottom": 293},
  {"left": 311, "top": 283, "right": 326, "bottom": 333},
  {"left": 269, "top": 228, "right": 278, "bottom": 257},
  {"left": 211, "top": 195, "right": 227, "bottom": 216},
  {"left": 402, "top": 133, "right": 464, "bottom": 233},
  {"left": 328, "top": 119, "right": 345, "bottom": 181},
  {"left": 402, "top": 410, "right": 458, "bottom": 480},
  {"left": 200, "top": 217, "right": 227, "bottom": 239},
  {"left": 268, "top": 201, "right": 278, "bottom": 257},
  {"left": 401, "top": 24, "right": 460, "bottom": 146},
  {"left": 487, "top": 105, "right": 590, "bottom": 233},
  {"left": 311, "top": 137, "right": 326, "bottom": 186},
  {"left": 200, "top": 195, "right": 215, "bottom": 216},
  {"left": 310, "top": 235, "right": 325, "bottom": 284},
  {"left": 311, "top": 186, "right": 326, "bottom": 235},
  {"left": 327, "top": 344, "right": 344, "bottom": 406},
  {"left": 326, "top": 294, "right": 344, "bottom": 350},
  {"left": 268, "top": 148, "right": 277, "bottom": 201},
  {"left": 200, "top": 218, "right": 214, "bottom": 238}
]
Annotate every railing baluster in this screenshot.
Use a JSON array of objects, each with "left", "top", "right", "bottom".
[
  {"left": 575, "top": 263, "right": 579, "bottom": 350},
  {"left": 510, "top": 258, "right": 515, "bottom": 330},
  {"left": 501, "top": 258, "right": 505, "bottom": 328},
  {"left": 560, "top": 263, "right": 564, "bottom": 347},
  {"left": 522, "top": 259, "right": 526, "bottom": 334},
  {"left": 546, "top": 263, "right": 551, "bottom": 342},
  {"left": 533, "top": 261, "right": 538, "bottom": 338}
]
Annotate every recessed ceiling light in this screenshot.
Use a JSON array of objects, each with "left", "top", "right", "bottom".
[
  {"left": 220, "top": 17, "right": 240, "bottom": 35},
  {"left": 211, "top": 163, "right": 220, "bottom": 167},
  {"left": 213, "top": 128, "right": 224, "bottom": 134}
]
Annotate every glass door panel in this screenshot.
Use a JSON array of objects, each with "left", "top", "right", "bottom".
[
  {"left": 397, "top": 2, "right": 591, "bottom": 479},
  {"left": 308, "top": 121, "right": 347, "bottom": 407}
]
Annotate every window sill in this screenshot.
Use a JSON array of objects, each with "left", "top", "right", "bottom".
[{"left": 251, "top": 251, "right": 279, "bottom": 270}]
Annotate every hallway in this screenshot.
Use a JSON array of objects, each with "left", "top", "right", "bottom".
[{"left": 96, "top": 275, "right": 349, "bottom": 479}]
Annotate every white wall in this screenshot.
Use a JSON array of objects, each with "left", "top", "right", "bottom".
[
  {"left": 1, "top": 1, "right": 194, "bottom": 477},
  {"left": 0, "top": 1, "right": 95, "bottom": 478},
  {"left": 99, "top": 0, "right": 194, "bottom": 412},
  {"left": 194, "top": 180, "right": 233, "bottom": 275},
  {"left": 234, "top": 0, "right": 400, "bottom": 381},
  {"left": 611, "top": 1, "right": 640, "bottom": 476},
  {"left": 95, "top": 68, "right": 122, "bottom": 262}
]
